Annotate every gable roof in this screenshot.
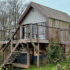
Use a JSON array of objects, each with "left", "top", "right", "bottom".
[
  {"left": 31, "top": 2, "right": 70, "bottom": 22},
  {"left": 18, "top": 2, "right": 70, "bottom": 25}
]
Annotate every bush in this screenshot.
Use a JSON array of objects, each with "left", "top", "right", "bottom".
[
  {"left": 46, "top": 38, "right": 65, "bottom": 64},
  {"left": 65, "top": 63, "right": 70, "bottom": 70},
  {"left": 56, "top": 64, "right": 64, "bottom": 70},
  {"left": 0, "top": 52, "right": 3, "bottom": 65},
  {"left": 56, "top": 63, "right": 70, "bottom": 70}
]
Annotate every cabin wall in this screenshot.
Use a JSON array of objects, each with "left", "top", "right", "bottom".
[
  {"left": 22, "top": 8, "right": 47, "bottom": 24},
  {"left": 48, "top": 18, "right": 70, "bottom": 42},
  {"left": 48, "top": 18, "right": 70, "bottom": 59}
]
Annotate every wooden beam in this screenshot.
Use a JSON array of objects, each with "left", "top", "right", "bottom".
[
  {"left": 12, "top": 63, "right": 29, "bottom": 68},
  {"left": 27, "top": 44, "right": 30, "bottom": 67},
  {"left": 37, "top": 43, "right": 40, "bottom": 67},
  {"left": 37, "top": 24, "right": 40, "bottom": 67},
  {"left": 30, "top": 24, "right": 32, "bottom": 41},
  {"left": 20, "top": 26, "right": 22, "bottom": 39}
]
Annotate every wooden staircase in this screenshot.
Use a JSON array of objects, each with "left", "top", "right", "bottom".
[
  {"left": 6, "top": 52, "right": 20, "bottom": 64},
  {"left": 0, "top": 24, "right": 24, "bottom": 67},
  {"left": 1, "top": 40, "right": 20, "bottom": 66}
]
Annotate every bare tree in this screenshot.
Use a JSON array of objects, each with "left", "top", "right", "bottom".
[{"left": 0, "top": 0, "right": 30, "bottom": 40}]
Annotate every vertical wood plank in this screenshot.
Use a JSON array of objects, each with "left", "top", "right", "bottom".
[{"left": 46, "top": 19, "right": 49, "bottom": 40}]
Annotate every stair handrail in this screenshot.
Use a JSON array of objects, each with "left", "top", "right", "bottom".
[
  {"left": 3, "top": 25, "right": 20, "bottom": 51},
  {"left": 2, "top": 40, "right": 20, "bottom": 66}
]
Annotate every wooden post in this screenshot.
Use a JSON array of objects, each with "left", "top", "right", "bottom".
[
  {"left": 27, "top": 44, "right": 30, "bottom": 67},
  {"left": 20, "top": 26, "right": 22, "bottom": 39},
  {"left": 10, "top": 28, "right": 13, "bottom": 52},
  {"left": 30, "top": 24, "right": 32, "bottom": 41},
  {"left": 37, "top": 43, "right": 40, "bottom": 67},
  {"left": 37, "top": 24, "right": 40, "bottom": 67}
]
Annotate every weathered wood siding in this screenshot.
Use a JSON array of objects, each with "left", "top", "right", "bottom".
[
  {"left": 22, "top": 8, "right": 47, "bottom": 24},
  {"left": 48, "top": 18, "right": 70, "bottom": 42}
]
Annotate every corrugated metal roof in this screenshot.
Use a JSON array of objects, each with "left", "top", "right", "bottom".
[{"left": 31, "top": 2, "right": 70, "bottom": 22}]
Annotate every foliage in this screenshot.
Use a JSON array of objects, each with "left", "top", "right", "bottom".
[
  {"left": 56, "top": 64, "right": 64, "bottom": 70},
  {"left": 46, "top": 38, "right": 65, "bottom": 64},
  {"left": 0, "top": 52, "right": 3, "bottom": 65},
  {"left": 64, "top": 63, "right": 70, "bottom": 70},
  {"left": 66, "top": 48, "right": 70, "bottom": 60},
  {"left": 56, "top": 63, "right": 70, "bottom": 70}
]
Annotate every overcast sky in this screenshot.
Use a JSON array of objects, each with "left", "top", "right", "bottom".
[
  {"left": 0, "top": 0, "right": 70, "bottom": 15},
  {"left": 32, "top": 0, "right": 70, "bottom": 15}
]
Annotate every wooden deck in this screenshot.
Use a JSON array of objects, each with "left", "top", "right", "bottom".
[
  {"left": 0, "top": 40, "right": 18, "bottom": 45},
  {"left": 0, "top": 41, "right": 8, "bottom": 44},
  {"left": 0, "top": 39, "right": 70, "bottom": 45},
  {"left": 61, "top": 41, "right": 70, "bottom": 44},
  {"left": 20, "top": 39, "right": 49, "bottom": 43},
  {"left": 17, "top": 39, "right": 70, "bottom": 44}
]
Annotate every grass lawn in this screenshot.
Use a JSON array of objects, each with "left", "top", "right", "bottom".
[{"left": 26, "top": 62, "right": 68, "bottom": 70}]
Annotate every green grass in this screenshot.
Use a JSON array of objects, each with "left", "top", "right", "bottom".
[{"left": 26, "top": 62, "right": 68, "bottom": 70}]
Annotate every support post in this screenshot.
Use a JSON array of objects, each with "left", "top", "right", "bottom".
[
  {"left": 27, "top": 44, "right": 30, "bottom": 67},
  {"left": 37, "top": 43, "right": 40, "bottom": 67},
  {"left": 20, "top": 26, "right": 22, "bottom": 39},
  {"left": 30, "top": 24, "right": 32, "bottom": 41},
  {"left": 37, "top": 24, "right": 40, "bottom": 67},
  {"left": 10, "top": 28, "right": 13, "bottom": 52}
]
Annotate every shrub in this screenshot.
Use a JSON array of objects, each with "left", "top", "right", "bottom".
[
  {"left": 64, "top": 63, "right": 70, "bottom": 70},
  {"left": 0, "top": 52, "right": 3, "bottom": 65},
  {"left": 56, "top": 64, "right": 64, "bottom": 70},
  {"left": 46, "top": 38, "right": 65, "bottom": 64}
]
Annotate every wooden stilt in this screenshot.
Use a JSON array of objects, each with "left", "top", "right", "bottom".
[
  {"left": 37, "top": 43, "right": 40, "bottom": 67},
  {"left": 27, "top": 44, "right": 30, "bottom": 67},
  {"left": 37, "top": 24, "right": 40, "bottom": 67}
]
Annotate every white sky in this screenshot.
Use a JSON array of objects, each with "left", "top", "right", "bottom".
[{"left": 0, "top": 0, "right": 70, "bottom": 15}]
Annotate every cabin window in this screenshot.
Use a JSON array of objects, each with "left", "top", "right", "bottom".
[
  {"left": 22, "top": 26, "right": 25, "bottom": 39},
  {"left": 32, "top": 22, "right": 46, "bottom": 39},
  {"left": 26, "top": 25, "right": 30, "bottom": 38},
  {"left": 32, "top": 24, "right": 37, "bottom": 39},
  {"left": 22, "top": 25, "right": 30, "bottom": 39},
  {"left": 22, "top": 22, "right": 46, "bottom": 40},
  {"left": 39, "top": 22, "right": 46, "bottom": 39}
]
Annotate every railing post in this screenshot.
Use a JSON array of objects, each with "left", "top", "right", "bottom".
[
  {"left": 30, "top": 24, "right": 32, "bottom": 41},
  {"left": 20, "top": 26, "right": 22, "bottom": 39},
  {"left": 27, "top": 43, "right": 30, "bottom": 67}
]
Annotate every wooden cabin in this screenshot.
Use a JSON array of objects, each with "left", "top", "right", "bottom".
[{"left": 0, "top": 2, "right": 70, "bottom": 69}]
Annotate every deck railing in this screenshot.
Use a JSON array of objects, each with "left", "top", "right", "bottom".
[
  {"left": 19, "top": 24, "right": 70, "bottom": 42},
  {"left": 0, "top": 23, "right": 70, "bottom": 62},
  {"left": 0, "top": 23, "right": 70, "bottom": 43},
  {"left": 20, "top": 24, "right": 47, "bottom": 40}
]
